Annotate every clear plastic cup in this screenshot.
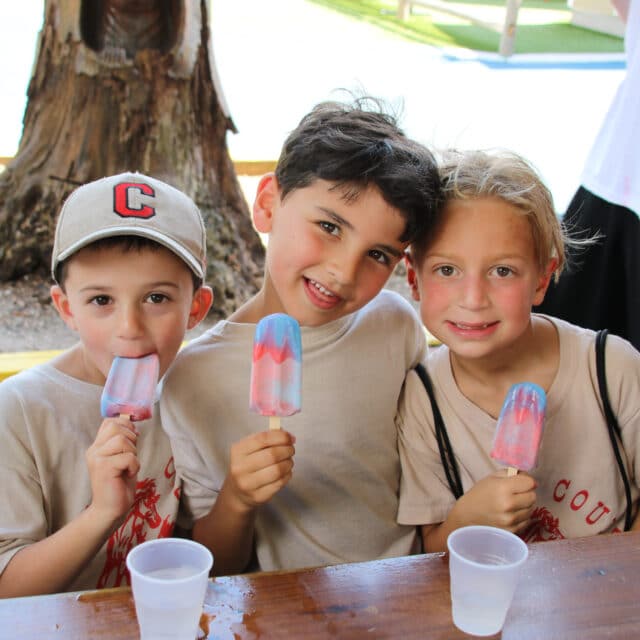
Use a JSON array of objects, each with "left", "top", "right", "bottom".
[
  {"left": 447, "top": 525, "right": 528, "bottom": 636},
  {"left": 126, "top": 538, "right": 213, "bottom": 640}
]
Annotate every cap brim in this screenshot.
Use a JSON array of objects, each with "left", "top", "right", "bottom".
[{"left": 52, "top": 225, "right": 204, "bottom": 280}]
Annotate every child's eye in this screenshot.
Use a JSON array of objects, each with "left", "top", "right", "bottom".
[
  {"left": 319, "top": 221, "right": 340, "bottom": 236},
  {"left": 147, "top": 293, "right": 169, "bottom": 304},
  {"left": 368, "top": 249, "right": 391, "bottom": 266},
  {"left": 90, "top": 295, "right": 111, "bottom": 306},
  {"left": 435, "top": 265, "right": 456, "bottom": 277},
  {"left": 493, "top": 266, "right": 515, "bottom": 278}
]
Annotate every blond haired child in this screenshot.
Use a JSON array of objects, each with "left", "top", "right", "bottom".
[{"left": 398, "top": 149, "right": 640, "bottom": 552}]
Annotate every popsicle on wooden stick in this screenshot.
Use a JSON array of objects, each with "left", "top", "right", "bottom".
[
  {"left": 101, "top": 354, "right": 160, "bottom": 422},
  {"left": 490, "top": 382, "right": 546, "bottom": 476},
  {"left": 250, "top": 313, "right": 302, "bottom": 430}
]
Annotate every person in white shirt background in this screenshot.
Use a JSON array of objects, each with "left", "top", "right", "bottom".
[{"left": 535, "top": 0, "right": 640, "bottom": 351}]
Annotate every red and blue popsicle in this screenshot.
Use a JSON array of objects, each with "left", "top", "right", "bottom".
[
  {"left": 490, "top": 382, "right": 546, "bottom": 476},
  {"left": 101, "top": 354, "right": 160, "bottom": 422},
  {"left": 250, "top": 313, "right": 302, "bottom": 430}
]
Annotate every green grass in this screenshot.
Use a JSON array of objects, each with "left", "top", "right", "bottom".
[{"left": 307, "top": 0, "right": 624, "bottom": 54}]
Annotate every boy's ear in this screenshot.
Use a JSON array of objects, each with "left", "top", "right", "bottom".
[
  {"left": 252, "top": 173, "right": 279, "bottom": 233},
  {"left": 187, "top": 285, "right": 214, "bottom": 330},
  {"left": 405, "top": 254, "right": 421, "bottom": 302},
  {"left": 50, "top": 284, "right": 78, "bottom": 331},
  {"left": 533, "top": 258, "right": 559, "bottom": 306}
]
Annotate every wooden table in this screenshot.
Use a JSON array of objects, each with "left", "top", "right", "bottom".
[{"left": 1, "top": 532, "right": 639, "bottom": 639}]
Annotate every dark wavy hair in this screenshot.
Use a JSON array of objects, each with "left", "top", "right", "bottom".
[{"left": 274, "top": 96, "right": 440, "bottom": 244}]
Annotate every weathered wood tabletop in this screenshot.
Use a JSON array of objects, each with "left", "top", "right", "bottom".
[{"left": 1, "top": 531, "right": 639, "bottom": 639}]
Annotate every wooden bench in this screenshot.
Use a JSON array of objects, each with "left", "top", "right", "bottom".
[{"left": 397, "top": 0, "right": 522, "bottom": 57}]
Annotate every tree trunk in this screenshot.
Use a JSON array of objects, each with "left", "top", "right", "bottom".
[{"left": 0, "top": 0, "right": 264, "bottom": 319}]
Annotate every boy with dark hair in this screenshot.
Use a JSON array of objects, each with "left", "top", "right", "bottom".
[
  {"left": 0, "top": 172, "right": 213, "bottom": 596},
  {"left": 161, "top": 97, "right": 441, "bottom": 575}
]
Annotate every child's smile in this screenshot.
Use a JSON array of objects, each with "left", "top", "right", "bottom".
[
  {"left": 446, "top": 319, "right": 500, "bottom": 339},
  {"left": 412, "top": 196, "right": 551, "bottom": 362},
  {"left": 303, "top": 277, "right": 342, "bottom": 310}
]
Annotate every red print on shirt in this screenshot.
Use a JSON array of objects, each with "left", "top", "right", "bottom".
[
  {"left": 520, "top": 477, "right": 620, "bottom": 541},
  {"left": 520, "top": 506, "right": 565, "bottom": 543},
  {"left": 164, "top": 457, "right": 182, "bottom": 501},
  {"left": 96, "top": 476, "right": 175, "bottom": 588}
]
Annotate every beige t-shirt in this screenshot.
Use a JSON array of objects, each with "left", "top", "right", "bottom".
[
  {"left": 0, "top": 363, "right": 181, "bottom": 591},
  {"left": 161, "top": 291, "right": 427, "bottom": 570},
  {"left": 398, "top": 316, "right": 640, "bottom": 540}
]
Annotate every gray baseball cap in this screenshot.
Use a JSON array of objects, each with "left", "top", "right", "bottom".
[{"left": 51, "top": 172, "right": 207, "bottom": 280}]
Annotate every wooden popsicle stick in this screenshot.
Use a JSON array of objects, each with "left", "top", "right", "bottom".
[
  {"left": 506, "top": 466, "right": 518, "bottom": 477},
  {"left": 269, "top": 416, "right": 281, "bottom": 430}
]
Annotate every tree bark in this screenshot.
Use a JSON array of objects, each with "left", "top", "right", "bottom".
[{"left": 0, "top": 0, "right": 264, "bottom": 319}]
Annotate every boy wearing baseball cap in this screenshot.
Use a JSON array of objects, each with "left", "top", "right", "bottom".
[{"left": 0, "top": 172, "right": 213, "bottom": 597}]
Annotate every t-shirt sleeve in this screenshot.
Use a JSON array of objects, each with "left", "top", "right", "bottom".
[
  {"left": 0, "top": 381, "right": 48, "bottom": 575},
  {"left": 159, "top": 354, "right": 221, "bottom": 523},
  {"left": 396, "top": 369, "right": 457, "bottom": 526}
]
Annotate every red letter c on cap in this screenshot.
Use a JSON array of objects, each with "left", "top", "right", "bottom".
[{"left": 113, "top": 182, "right": 156, "bottom": 219}]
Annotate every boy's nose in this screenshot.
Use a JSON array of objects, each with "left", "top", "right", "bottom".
[
  {"left": 327, "top": 251, "right": 359, "bottom": 289},
  {"left": 117, "top": 305, "right": 144, "bottom": 338},
  {"left": 460, "top": 275, "right": 489, "bottom": 309}
]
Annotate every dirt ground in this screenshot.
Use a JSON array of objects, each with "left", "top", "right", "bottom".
[{"left": 0, "top": 272, "right": 75, "bottom": 352}]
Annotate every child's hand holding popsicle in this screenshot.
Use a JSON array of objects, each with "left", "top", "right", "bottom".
[
  {"left": 233, "top": 313, "right": 301, "bottom": 505},
  {"left": 447, "top": 471, "right": 537, "bottom": 533},
  {"left": 422, "top": 461, "right": 537, "bottom": 552},
  {"left": 423, "top": 383, "right": 545, "bottom": 551},
  {"left": 193, "top": 427, "right": 297, "bottom": 576},
  {"left": 455, "top": 382, "right": 546, "bottom": 532},
  {"left": 190, "top": 322, "right": 301, "bottom": 575},
  {"left": 86, "top": 354, "right": 159, "bottom": 526},
  {"left": 85, "top": 416, "right": 140, "bottom": 524},
  {"left": 225, "top": 313, "right": 299, "bottom": 509},
  {"left": 224, "top": 429, "right": 297, "bottom": 511},
  {"left": 447, "top": 382, "right": 546, "bottom": 534}
]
